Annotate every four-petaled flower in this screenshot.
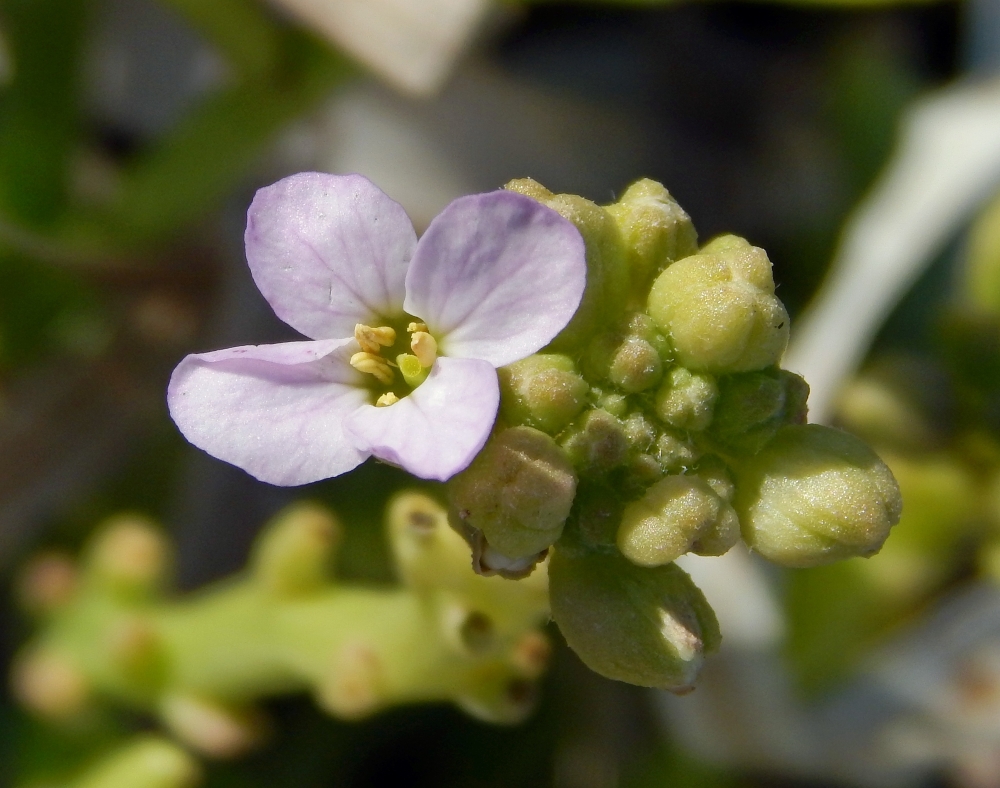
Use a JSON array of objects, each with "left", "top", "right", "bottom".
[{"left": 167, "top": 172, "right": 587, "bottom": 485}]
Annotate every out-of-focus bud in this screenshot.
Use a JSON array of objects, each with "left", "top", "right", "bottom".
[
  {"left": 11, "top": 647, "right": 91, "bottom": 720},
  {"left": 106, "top": 616, "right": 167, "bottom": 698},
  {"left": 250, "top": 502, "right": 341, "bottom": 596},
  {"left": 654, "top": 367, "right": 718, "bottom": 431},
  {"left": 647, "top": 235, "right": 789, "bottom": 374},
  {"left": 609, "top": 337, "right": 663, "bottom": 393},
  {"left": 160, "top": 694, "right": 266, "bottom": 759},
  {"left": 449, "top": 427, "right": 577, "bottom": 559},
  {"left": 316, "top": 641, "right": 385, "bottom": 720},
  {"left": 16, "top": 552, "right": 78, "bottom": 616},
  {"left": 734, "top": 424, "right": 903, "bottom": 567},
  {"left": 708, "top": 369, "right": 809, "bottom": 455},
  {"left": 549, "top": 548, "right": 720, "bottom": 691},
  {"left": 506, "top": 180, "right": 629, "bottom": 350},
  {"left": 85, "top": 515, "right": 171, "bottom": 599},
  {"left": 456, "top": 671, "right": 539, "bottom": 725},
  {"left": 561, "top": 409, "right": 629, "bottom": 474},
  {"left": 605, "top": 178, "right": 699, "bottom": 299},
  {"left": 71, "top": 736, "right": 202, "bottom": 788},
  {"left": 498, "top": 354, "right": 589, "bottom": 435},
  {"left": 617, "top": 475, "right": 739, "bottom": 566}
]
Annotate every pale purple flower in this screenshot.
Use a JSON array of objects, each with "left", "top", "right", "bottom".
[{"left": 167, "top": 172, "right": 586, "bottom": 485}]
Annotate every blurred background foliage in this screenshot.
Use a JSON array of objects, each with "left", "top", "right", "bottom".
[{"left": 0, "top": 0, "right": 992, "bottom": 786}]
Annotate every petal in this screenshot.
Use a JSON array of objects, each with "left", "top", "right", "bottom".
[
  {"left": 403, "top": 190, "right": 586, "bottom": 367},
  {"left": 245, "top": 172, "right": 417, "bottom": 339},
  {"left": 167, "top": 338, "right": 371, "bottom": 486},
  {"left": 345, "top": 357, "right": 499, "bottom": 481}
]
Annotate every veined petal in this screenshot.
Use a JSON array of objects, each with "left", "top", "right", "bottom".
[
  {"left": 403, "top": 190, "right": 586, "bottom": 367},
  {"left": 167, "top": 339, "right": 370, "bottom": 486},
  {"left": 246, "top": 172, "right": 416, "bottom": 339},
  {"left": 345, "top": 357, "right": 499, "bottom": 481}
]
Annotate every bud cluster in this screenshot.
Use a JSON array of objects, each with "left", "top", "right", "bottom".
[{"left": 447, "top": 178, "right": 903, "bottom": 690}]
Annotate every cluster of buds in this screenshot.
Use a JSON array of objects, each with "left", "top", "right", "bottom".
[
  {"left": 11, "top": 496, "right": 551, "bottom": 774},
  {"left": 447, "top": 178, "right": 903, "bottom": 691}
]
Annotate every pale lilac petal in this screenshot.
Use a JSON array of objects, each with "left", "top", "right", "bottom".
[
  {"left": 345, "top": 357, "right": 499, "bottom": 481},
  {"left": 403, "top": 190, "right": 586, "bottom": 367},
  {"left": 168, "top": 339, "right": 371, "bottom": 486},
  {"left": 245, "top": 172, "right": 416, "bottom": 339}
]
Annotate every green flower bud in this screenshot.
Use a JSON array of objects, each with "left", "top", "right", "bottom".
[
  {"left": 623, "top": 411, "right": 657, "bottom": 453},
  {"left": 655, "top": 430, "right": 699, "bottom": 472},
  {"left": 506, "top": 180, "right": 629, "bottom": 350},
  {"left": 647, "top": 235, "right": 789, "bottom": 373},
  {"left": 498, "top": 354, "right": 589, "bottom": 435},
  {"left": 708, "top": 369, "right": 809, "bottom": 455},
  {"left": 624, "top": 312, "right": 672, "bottom": 359},
  {"left": 70, "top": 736, "right": 201, "bottom": 788},
  {"left": 605, "top": 179, "right": 699, "bottom": 299},
  {"left": 733, "top": 424, "right": 902, "bottom": 567},
  {"left": 610, "top": 337, "right": 663, "bottom": 393},
  {"left": 561, "top": 409, "right": 629, "bottom": 474},
  {"left": 449, "top": 427, "right": 577, "bottom": 559},
  {"left": 594, "top": 388, "right": 629, "bottom": 418},
  {"left": 549, "top": 548, "right": 720, "bottom": 691},
  {"left": 691, "top": 455, "right": 736, "bottom": 501},
  {"left": 617, "top": 475, "right": 739, "bottom": 567},
  {"left": 654, "top": 367, "right": 718, "bottom": 431},
  {"left": 250, "top": 503, "right": 341, "bottom": 596}
]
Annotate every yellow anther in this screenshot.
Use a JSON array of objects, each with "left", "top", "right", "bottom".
[
  {"left": 354, "top": 324, "right": 396, "bottom": 354},
  {"left": 410, "top": 332, "right": 438, "bottom": 368},
  {"left": 376, "top": 392, "right": 400, "bottom": 407},
  {"left": 350, "top": 352, "right": 395, "bottom": 385},
  {"left": 407, "top": 321, "right": 429, "bottom": 334}
]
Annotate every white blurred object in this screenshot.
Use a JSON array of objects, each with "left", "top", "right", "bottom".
[
  {"left": 785, "top": 79, "right": 1000, "bottom": 424},
  {"left": 268, "top": 0, "right": 491, "bottom": 95}
]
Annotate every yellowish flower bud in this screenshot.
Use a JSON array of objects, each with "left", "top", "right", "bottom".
[
  {"left": 734, "top": 424, "right": 903, "bottom": 567},
  {"left": 609, "top": 337, "right": 663, "bottom": 393},
  {"left": 448, "top": 427, "right": 577, "bottom": 559},
  {"left": 561, "top": 409, "right": 629, "bottom": 474},
  {"left": 250, "top": 502, "right": 341, "bottom": 596},
  {"left": 654, "top": 366, "right": 718, "bottom": 431},
  {"left": 506, "top": 182, "right": 629, "bottom": 350},
  {"left": 708, "top": 369, "right": 809, "bottom": 455},
  {"left": 617, "top": 475, "right": 739, "bottom": 566},
  {"left": 605, "top": 178, "right": 699, "bottom": 299},
  {"left": 85, "top": 515, "right": 171, "bottom": 599},
  {"left": 549, "top": 548, "right": 720, "bottom": 691},
  {"left": 498, "top": 354, "right": 589, "bottom": 435},
  {"left": 72, "top": 736, "right": 202, "bottom": 788},
  {"left": 655, "top": 430, "right": 699, "bottom": 472},
  {"left": 647, "top": 235, "right": 789, "bottom": 373}
]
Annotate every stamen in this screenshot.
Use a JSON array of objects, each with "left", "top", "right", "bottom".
[
  {"left": 410, "top": 332, "right": 437, "bottom": 368},
  {"left": 355, "top": 324, "right": 396, "bottom": 354},
  {"left": 376, "top": 392, "right": 399, "bottom": 407},
  {"left": 350, "top": 352, "right": 394, "bottom": 385},
  {"left": 407, "top": 321, "right": 429, "bottom": 334}
]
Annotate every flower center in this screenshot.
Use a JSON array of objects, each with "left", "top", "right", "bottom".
[{"left": 349, "top": 319, "right": 439, "bottom": 406}]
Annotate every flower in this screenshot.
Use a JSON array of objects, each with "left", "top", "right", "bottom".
[{"left": 167, "top": 172, "right": 587, "bottom": 485}]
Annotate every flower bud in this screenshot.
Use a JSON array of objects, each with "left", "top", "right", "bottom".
[
  {"left": 708, "top": 369, "right": 809, "bottom": 455},
  {"left": 161, "top": 694, "right": 266, "bottom": 758},
  {"left": 85, "top": 515, "right": 171, "bottom": 599},
  {"left": 654, "top": 367, "right": 718, "bottom": 431},
  {"left": 250, "top": 502, "right": 341, "bottom": 596},
  {"left": 561, "top": 409, "right": 629, "bottom": 475},
  {"left": 647, "top": 235, "right": 789, "bottom": 373},
  {"left": 448, "top": 427, "right": 577, "bottom": 559},
  {"left": 655, "top": 430, "right": 699, "bottom": 472},
  {"left": 72, "top": 737, "right": 202, "bottom": 788},
  {"left": 498, "top": 354, "right": 589, "bottom": 435},
  {"left": 617, "top": 475, "right": 739, "bottom": 566},
  {"left": 605, "top": 178, "right": 699, "bottom": 299},
  {"left": 11, "top": 647, "right": 91, "bottom": 720},
  {"left": 609, "top": 337, "right": 663, "bottom": 393},
  {"left": 733, "top": 424, "right": 903, "bottom": 567},
  {"left": 506, "top": 181, "right": 629, "bottom": 350},
  {"left": 549, "top": 548, "right": 720, "bottom": 690}
]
